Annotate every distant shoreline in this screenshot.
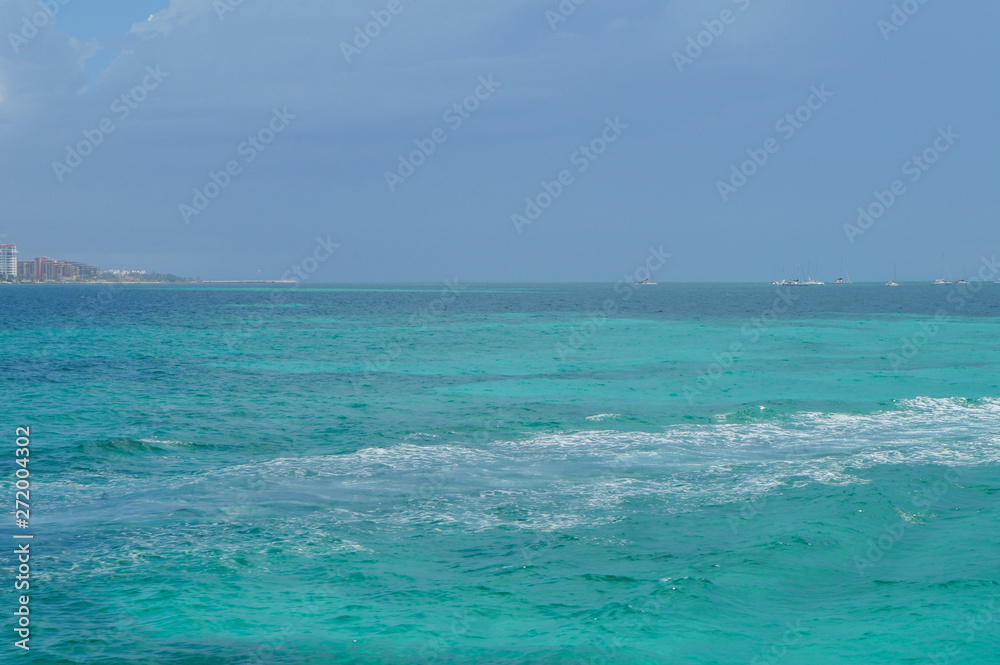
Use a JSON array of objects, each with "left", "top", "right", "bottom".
[
  {"left": 0, "top": 279, "right": 1000, "bottom": 292},
  {"left": 0, "top": 279, "right": 300, "bottom": 285},
  {"left": 3, "top": 280, "right": 998, "bottom": 286},
  {"left": 0, "top": 281, "right": 195, "bottom": 285}
]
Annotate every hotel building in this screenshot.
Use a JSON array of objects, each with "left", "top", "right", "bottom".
[
  {"left": 0, "top": 244, "right": 16, "bottom": 276},
  {"left": 16, "top": 256, "right": 102, "bottom": 280}
]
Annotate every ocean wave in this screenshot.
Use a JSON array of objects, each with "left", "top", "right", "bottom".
[
  {"left": 50, "top": 397, "right": 1000, "bottom": 534},
  {"left": 180, "top": 398, "right": 994, "bottom": 528},
  {"left": 74, "top": 436, "right": 196, "bottom": 457}
]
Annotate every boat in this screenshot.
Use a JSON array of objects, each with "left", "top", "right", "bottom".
[
  {"left": 933, "top": 255, "right": 953, "bottom": 284},
  {"left": 636, "top": 279, "right": 657, "bottom": 285},
  {"left": 887, "top": 267, "right": 900, "bottom": 286},
  {"left": 834, "top": 262, "right": 851, "bottom": 284},
  {"left": 771, "top": 266, "right": 787, "bottom": 285},
  {"left": 784, "top": 259, "right": 824, "bottom": 285}
]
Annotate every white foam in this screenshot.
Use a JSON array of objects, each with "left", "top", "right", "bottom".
[
  {"left": 138, "top": 438, "right": 189, "bottom": 446},
  {"left": 51, "top": 397, "right": 1000, "bottom": 535}
]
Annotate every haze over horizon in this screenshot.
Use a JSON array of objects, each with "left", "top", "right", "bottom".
[{"left": 2, "top": 0, "right": 997, "bottom": 282}]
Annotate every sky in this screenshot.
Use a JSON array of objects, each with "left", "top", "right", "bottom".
[{"left": 0, "top": 0, "right": 997, "bottom": 282}]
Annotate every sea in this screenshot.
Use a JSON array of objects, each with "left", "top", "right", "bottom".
[{"left": 1, "top": 282, "right": 998, "bottom": 664}]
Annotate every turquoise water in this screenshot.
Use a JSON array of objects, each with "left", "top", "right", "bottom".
[{"left": 2, "top": 283, "right": 999, "bottom": 663}]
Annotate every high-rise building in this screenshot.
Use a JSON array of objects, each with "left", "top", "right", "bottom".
[
  {"left": 16, "top": 261, "right": 36, "bottom": 279},
  {"left": 16, "top": 256, "right": 101, "bottom": 281},
  {"left": 0, "top": 244, "right": 16, "bottom": 276}
]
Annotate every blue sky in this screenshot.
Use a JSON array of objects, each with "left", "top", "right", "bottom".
[{"left": 1, "top": 0, "right": 997, "bottom": 282}]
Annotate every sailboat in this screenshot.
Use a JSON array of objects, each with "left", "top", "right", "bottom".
[
  {"left": 933, "top": 255, "right": 952, "bottom": 284},
  {"left": 770, "top": 265, "right": 786, "bottom": 285},
  {"left": 886, "top": 267, "right": 899, "bottom": 286},
  {"left": 834, "top": 261, "right": 851, "bottom": 284},
  {"left": 793, "top": 259, "right": 824, "bottom": 286}
]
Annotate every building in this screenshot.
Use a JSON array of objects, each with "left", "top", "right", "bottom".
[
  {"left": 16, "top": 260, "right": 36, "bottom": 279},
  {"left": 35, "top": 257, "right": 56, "bottom": 280},
  {"left": 15, "top": 256, "right": 102, "bottom": 281},
  {"left": 64, "top": 261, "right": 101, "bottom": 279},
  {"left": 0, "top": 244, "right": 16, "bottom": 277}
]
